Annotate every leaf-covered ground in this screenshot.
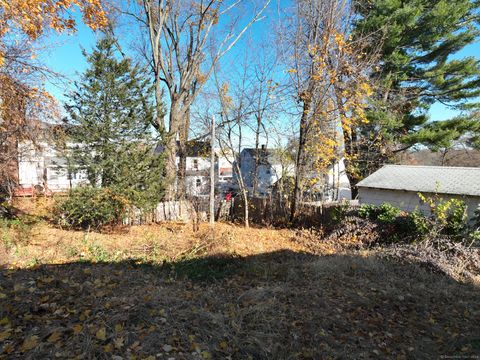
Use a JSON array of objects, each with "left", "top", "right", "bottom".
[{"left": 1, "top": 220, "right": 480, "bottom": 359}]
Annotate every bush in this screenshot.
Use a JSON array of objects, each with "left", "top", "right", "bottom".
[
  {"left": 358, "top": 204, "right": 378, "bottom": 220},
  {"left": 330, "top": 200, "right": 350, "bottom": 224},
  {"left": 418, "top": 193, "right": 468, "bottom": 237},
  {"left": 473, "top": 205, "right": 480, "bottom": 229},
  {"left": 53, "top": 187, "right": 129, "bottom": 230},
  {"left": 443, "top": 199, "right": 468, "bottom": 235},
  {"left": 377, "top": 203, "right": 401, "bottom": 223},
  {"left": 407, "top": 210, "right": 430, "bottom": 235},
  {"left": 358, "top": 203, "right": 400, "bottom": 223}
]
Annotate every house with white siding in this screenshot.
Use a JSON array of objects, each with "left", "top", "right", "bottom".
[
  {"left": 239, "top": 146, "right": 284, "bottom": 196},
  {"left": 356, "top": 165, "right": 480, "bottom": 220},
  {"left": 154, "top": 141, "right": 212, "bottom": 197},
  {"left": 15, "top": 140, "right": 88, "bottom": 195}
]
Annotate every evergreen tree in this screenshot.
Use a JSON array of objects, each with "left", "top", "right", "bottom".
[
  {"left": 349, "top": 0, "right": 480, "bottom": 182},
  {"left": 64, "top": 37, "right": 164, "bottom": 208}
]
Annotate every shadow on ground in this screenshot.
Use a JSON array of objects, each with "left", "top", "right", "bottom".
[{"left": 1, "top": 250, "right": 479, "bottom": 359}]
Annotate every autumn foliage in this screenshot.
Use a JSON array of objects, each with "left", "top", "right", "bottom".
[
  {"left": 0, "top": 0, "right": 107, "bottom": 195},
  {"left": 0, "top": 0, "right": 107, "bottom": 38}
]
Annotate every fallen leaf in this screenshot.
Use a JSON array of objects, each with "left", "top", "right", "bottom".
[
  {"left": 201, "top": 350, "right": 212, "bottom": 359},
  {"left": 0, "top": 330, "right": 11, "bottom": 341},
  {"left": 47, "top": 330, "right": 62, "bottom": 343},
  {"left": 103, "top": 343, "right": 113, "bottom": 353},
  {"left": 73, "top": 324, "right": 83, "bottom": 335},
  {"left": 20, "top": 335, "right": 39, "bottom": 352},
  {"left": 96, "top": 327, "right": 106, "bottom": 341},
  {"left": 114, "top": 337, "right": 124, "bottom": 349},
  {"left": 3, "top": 343, "right": 14, "bottom": 354}
]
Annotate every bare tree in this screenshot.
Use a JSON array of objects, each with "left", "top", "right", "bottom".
[
  {"left": 279, "top": 0, "right": 376, "bottom": 220},
  {"left": 126, "top": 0, "right": 271, "bottom": 199},
  {"left": 213, "top": 62, "right": 253, "bottom": 227},
  {"left": 246, "top": 41, "right": 281, "bottom": 196}
]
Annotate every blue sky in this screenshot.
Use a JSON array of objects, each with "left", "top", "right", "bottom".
[{"left": 40, "top": 8, "right": 480, "bottom": 123}]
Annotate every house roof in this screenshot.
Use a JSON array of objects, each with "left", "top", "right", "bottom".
[
  {"left": 155, "top": 140, "right": 211, "bottom": 157},
  {"left": 356, "top": 165, "right": 480, "bottom": 197},
  {"left": 241, "top": 148, "right": 278, "bottom": 165}
]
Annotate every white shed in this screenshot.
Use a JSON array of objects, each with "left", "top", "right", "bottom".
[{"left": 356, "top": 165, "right": 480, "bottom": 220}]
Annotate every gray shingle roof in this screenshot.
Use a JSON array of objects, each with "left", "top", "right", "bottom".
[{"left": 356, "top": 165, "right": 480, "bottom": 197}]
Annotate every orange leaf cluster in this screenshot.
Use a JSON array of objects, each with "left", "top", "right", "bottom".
[{"left": 0, "top": 0, "right": 108, "bottom": 40}]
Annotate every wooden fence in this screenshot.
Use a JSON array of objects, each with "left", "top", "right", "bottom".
[
  {"left": 232, "top": 196, "right": 359, "bottom": 227},
  {"left": 123, "top": 198, "right": 232, "bottom": 225},
  {"left": 123, "top": 196, "right": 357, "bottom": 227}
]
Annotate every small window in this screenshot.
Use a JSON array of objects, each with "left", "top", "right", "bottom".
[
  {"left": 266, "top": 169, "right": 271, "bottom": 175},
  {"left": 196, "top": 179, "right": 202, "bottom": 188},
  {"left": 193, "top": 159, "right": 199, "bottom": 170}
]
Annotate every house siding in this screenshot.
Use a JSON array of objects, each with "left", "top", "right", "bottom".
[{"left": 358, "top": 187, "right": 480, "bottom": 220}]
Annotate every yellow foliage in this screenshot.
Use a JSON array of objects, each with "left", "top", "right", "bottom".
[{"left": 0, "top": 0, "right": 107, "bottom": 40}]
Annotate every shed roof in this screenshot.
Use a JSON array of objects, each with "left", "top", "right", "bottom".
[{"left": 356, "top": 165, "right": 480, "bottom": 197}]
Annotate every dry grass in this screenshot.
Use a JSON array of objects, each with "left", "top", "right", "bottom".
[
  {"left": 0, "top": 220, "right": 307, "bottom": 268},
  {"left": 1, "top": 199, "right": 480, "bottom": 359}
]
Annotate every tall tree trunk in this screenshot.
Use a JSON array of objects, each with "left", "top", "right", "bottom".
[
  {"left": 252, "top": 115, "right": 261, "bottom": 197},
  {"left": 290, "top": 97, "right": 310, "bottom": 222},
  {"left": 209, "top": 115, "right": 215, "bottom": 226},
  {"left": 343, "top": 128, "right": 360, "bottom": 199},
  {"left": 334, "top": 84, "right": 361, "bottom": 199},
  {"left": 177, "top": 108, "right": 190, "bottom": 199},
  {"left": 242, "top": 188, "right": 249, "bottom": 228},
  {"left": 164, "top": 100, "right": 183, "bottom": 200},
  {"left": 234, "top": 161, "right": 249, "bottom": 227}
]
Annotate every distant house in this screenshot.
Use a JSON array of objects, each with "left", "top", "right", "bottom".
[
  {"left": 156, "top": 140, "right": 217, "bottom": 197},
  {"left": 239, "top": 146, "right": 283, "bottom": 196},
  {"left": 319, "top": 158, "right": 351, "bottom": 202},
  {"left": 357, "top": 165, "right": 480, "bottom": 219},
  {"left": 15, "top": 140, "right": 88, "bottom": 195},
  {"left": 217, "top": 155, "right": 234, "bottom": 193}
]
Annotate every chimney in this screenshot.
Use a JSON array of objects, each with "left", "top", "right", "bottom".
[{"left": 261, "top": 144, "right": 266, "bottom": 150}]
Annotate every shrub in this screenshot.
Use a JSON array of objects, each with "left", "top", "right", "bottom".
[
  {"left": 408, "top": 210, "right": 430, "bottom": 235},
  {"left": 53, "top": 187, "right": 129, "bottom": 230},
  {"left": 377, "top": 203, "right": 401, "bottom": 223},
  {"left": 473, "top": 205, "right": 480, "bottom": 229},
  {"left": 418, "top": 193, "right": 468, "bottom": 237},
  {"left": 358, "top": 203, "right": 400, "bottom": 223},
  {"left": 331, "top": 200, "right": 350, "bottom": 224},
  {"left": 443, "top": 199, "right": 468, "bottom": 235},
  {"left": 358, "top": 204, "right": 378, "bottom": 220}
]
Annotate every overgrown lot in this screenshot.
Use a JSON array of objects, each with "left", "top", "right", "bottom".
[{"left": 1, "top": 203, "right": 480, "bottom": 359}]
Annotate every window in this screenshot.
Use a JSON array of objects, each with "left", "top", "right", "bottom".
[
  {"left": 266, "top": 169, "right": 271, "bottom": 175},
  {"left": 196, "top": 179, "right": 202, "bottom": 188},
  {"left": 193, "top": 159, "right": 199, "bottom": 170}
]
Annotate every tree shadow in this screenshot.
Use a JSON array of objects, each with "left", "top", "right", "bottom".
[{"left": 1, "top": 250, "right": 479, "bottom": 359}]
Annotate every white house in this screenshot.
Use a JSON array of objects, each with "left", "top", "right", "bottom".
[
  {"left": 156, "top": 140, "right": 223, "bottom": 197},
  {"left": 239, "top": 146, "right": 283, "bottom": 196},
  {"left": 16, "top": 138, "right": 226, "bottom": 198},
  {"left": 324, "top": 158, "right": 352, "bottom": 201},
  {"left": 217, "top": 155, "right": 234, "bottom": 193},
  {"left": 357, "top": 165, "right": 480, "bottom": 220},
  {"left": 15, "top": 140, "right": 88, "bottom": 195}
]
